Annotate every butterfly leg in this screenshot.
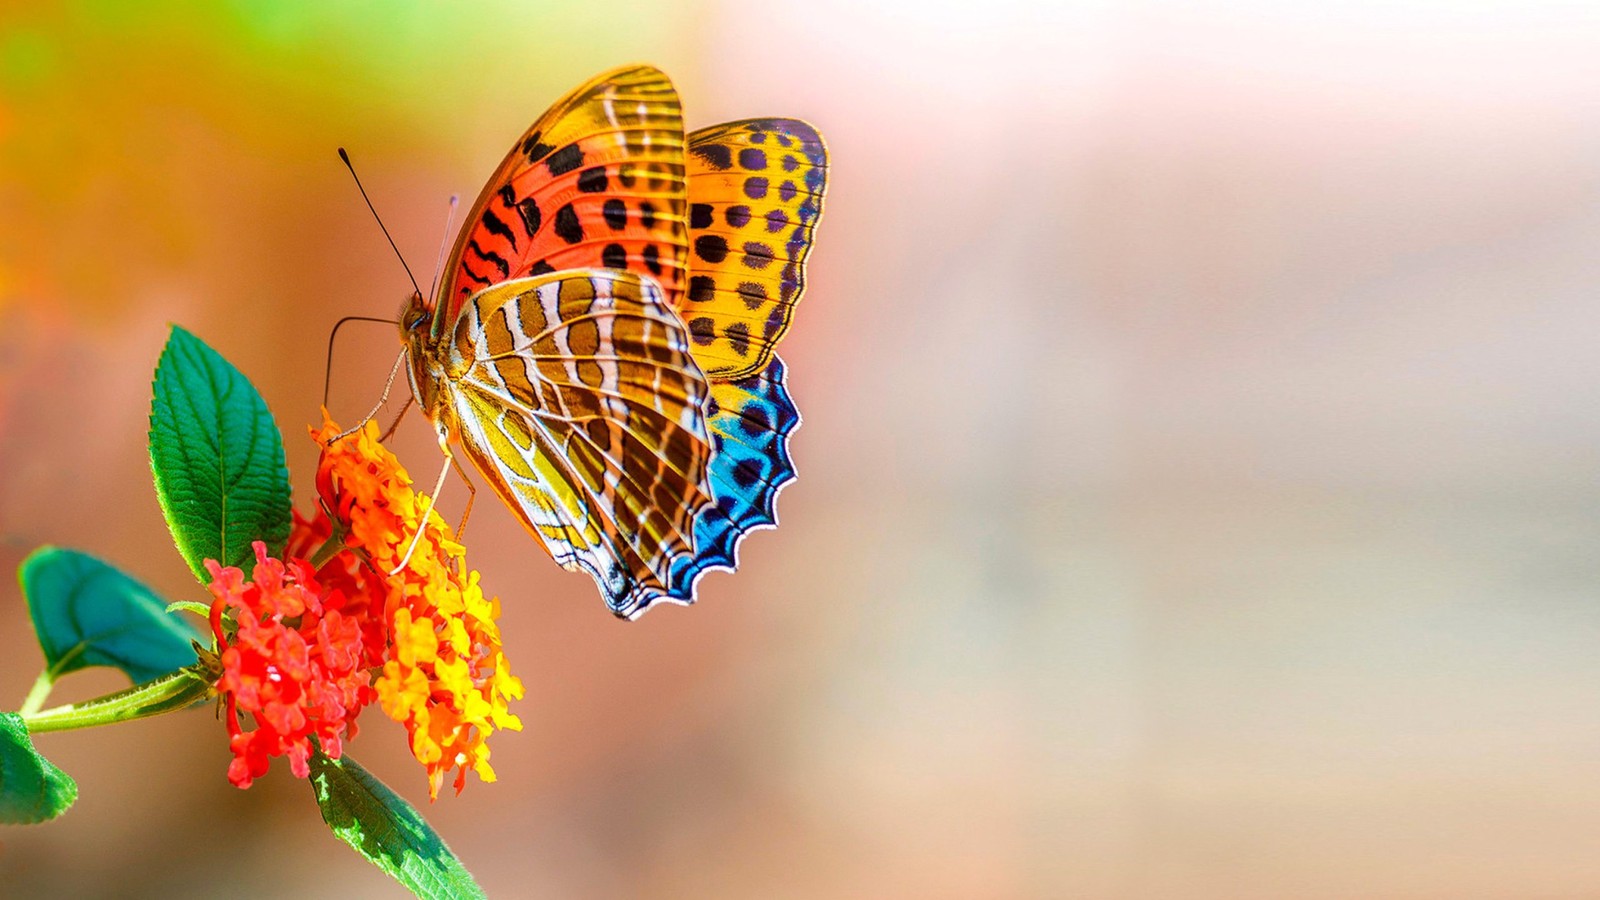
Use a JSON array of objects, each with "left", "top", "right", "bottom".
[
  {"left": 449, "top": 452, "right": 477, "bottom": 542},
  {"left": 389, "top": 425, "right": 454, "bottom": 575},
  {"left": 328, "top": 349, "right": 407, "bottom": 446},
  {"left": 379, "top": 395, "right": 415, "bottom": 442}
]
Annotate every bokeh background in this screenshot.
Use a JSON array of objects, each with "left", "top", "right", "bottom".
[{"left": 2, "top": 1, "right": 1599, "bottom": 897}]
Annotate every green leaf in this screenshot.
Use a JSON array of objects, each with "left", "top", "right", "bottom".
[
  {"left": 20, "top": 547, "right": 201, "bottom": 685},
  {"left": 310, "top": 752, "right": 486, "bottom": 900},
  {"left": 0, "top": 713, "right": 77, "bottom": 824},
  {"left": 149, "top": 325, "right": 291, "bottom": 582}
]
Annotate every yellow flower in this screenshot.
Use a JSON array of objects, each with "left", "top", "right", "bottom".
[{"left": 313, "top": 415, "right": 524, "bottom": 798}]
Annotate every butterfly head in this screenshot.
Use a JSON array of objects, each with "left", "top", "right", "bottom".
[
  {"left": 397, "top": 290, "right": 442, "bottom": 415},
  {"left": 399, "top": 290, "right": 431, "bottom": 336}
]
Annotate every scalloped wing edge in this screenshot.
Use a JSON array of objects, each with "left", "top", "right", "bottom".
[{"left": 650, "top": 355, "right": 800, "bottom": 615}]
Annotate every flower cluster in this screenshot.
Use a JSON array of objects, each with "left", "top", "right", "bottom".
[
  {"left": 207, "top": 544, "right": 375, "bottom": 789},
  {"left": 312, "top": 416, "right": 524, "bottom": 799},
  {"left": 205, "top": 415, "right": 522, "bottom": 798}
]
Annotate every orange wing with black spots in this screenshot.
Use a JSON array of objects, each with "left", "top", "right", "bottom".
[
  {"left": 434, "top": 64, "right": 689, "bottom": 338},
  {"left": 680, "top": 119, "right": 828, "bottom": 379}
]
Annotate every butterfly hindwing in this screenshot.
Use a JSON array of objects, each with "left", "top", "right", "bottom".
[
  {"left": 436, "top": 64, "right": 690, "bottom": 335},
  {"left": 667, "top": 355, "right": 800, "bottom": 598},
  {"left": 442, "top": 269, "right": 714, "bottom": 618},
  {"left": 680, "top": 119, "right": 828, "bottom": 380}
]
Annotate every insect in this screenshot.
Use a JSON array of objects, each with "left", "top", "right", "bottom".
[{"left": 391, "top": 64, "right": 828, "bottom": 618}]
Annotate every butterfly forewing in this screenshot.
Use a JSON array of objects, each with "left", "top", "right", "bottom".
[
  {"left": 680, "top": 119, "right": 828, "bottom": 380},
  {"left": 436, "top": 65, "right": 690, "bottom": 336},
  {"left": 441, "top": 269, "right": 714, "bottom": 618}
]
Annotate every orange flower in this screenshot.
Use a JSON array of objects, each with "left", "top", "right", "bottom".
[{"left": 311, "top": 416, "right": 523, "bottom": 798}]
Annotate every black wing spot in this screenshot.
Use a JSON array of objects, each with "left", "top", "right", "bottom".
[
  {"left": 515, "top": 197, "right": 542, "bottom": 237},
  {"left": 731, "top": 457, "right": 762, "bottom": 488},
  {"left": 522, "top": 131, "right": 554, "bottom": 162},
  {"left": 467, "top": 239, "right": 510, "bottom": 278},
  {"left": 603, "top": 198, "right": 627, "bottom": 230},
  {"left": 736, "top": 281, "right": 767, "bottom": 309},
  {"left": 642, "top": 243, "right": 662, "bottom": 275},
  {"left": 689, "top": 275, "right": 716, "bottom": 303},
  {"left": 692, "top": 143, "right": 732, "bottom": 170},
  {"left": 554, "top": 203, "right": 583, "bottom": 244},
  {"left": 694, "top": 234, "right": 729, "bottom": 264},
  {"left": 741, "top": 405, "right": 770, "bottom": 436},
  {"left": 459, "top": 257, "right": 492, "bottom": 285},
  {"left": 480, "top": 208, "right": 517, "bottom": 250},
  {"left": 602, "top": 243, "right": 627, "bottom": 269},
  {"left": 577, "top": 166, "right": 608, "bottom": 192},
  {"left": 741, "top": 241, "right": 776, "bottom": 270},
  {"left": 779, "top": 261, "right": 800, "bottom": 301},
  {"left": 689, "top": 203, "right": 713, "bottom": 229},
  {"left": 725, "top": 322, "right": 751, "bottom": 356},
  {"left": 530, "top": 260, "right": 556, "bottom": 276},
  {"left": 546, "top": 143, "right": 584, "bottom": 176}
]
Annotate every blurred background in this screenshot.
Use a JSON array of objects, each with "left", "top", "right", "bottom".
[{"left": 2, "top": 1, "right": 1599, "bottom": 897}]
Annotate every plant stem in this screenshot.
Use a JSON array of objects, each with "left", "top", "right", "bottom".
[
  {"left": 310, "top": 531, "right": 347, "bottom": 569},
  {"left": 21, "top": 667, "right": 215, "bottom": 733},
  {"left": 17, "top": 671, "right": 55, "bottom": 717}
]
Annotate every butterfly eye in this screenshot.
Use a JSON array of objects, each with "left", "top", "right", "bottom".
[{"left": 397, "top": 292, "right": 429, "bottom": 332}]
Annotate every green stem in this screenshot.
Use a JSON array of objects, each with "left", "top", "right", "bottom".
[
  {"left": 16, "top": 643, "right": 92, "bottom": 717},
  {"left": 17, "top": 671, "right": 55, "bottom": 718},
  {"left": 310, "top": 530, "right": 347, "bottom": 569},
  {"left": 21, "top": 666, "right": 215, "bottom": 734}
]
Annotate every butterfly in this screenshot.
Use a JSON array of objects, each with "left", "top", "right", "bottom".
[{"left": 396, "top": 64, "right": 827, "bottom": 618}]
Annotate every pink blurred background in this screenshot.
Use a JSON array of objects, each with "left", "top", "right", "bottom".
[{"left": 3, "top": 1, "right": 1600, "bottom": 897}]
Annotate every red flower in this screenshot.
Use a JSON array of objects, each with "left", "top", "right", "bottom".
[{"left": 207, "top": 542, "right": 377, "bottom": 789}]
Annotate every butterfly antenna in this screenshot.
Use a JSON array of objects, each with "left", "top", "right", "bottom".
[
  {"left": 323, "top": 315, "right": 400, "bottom": 407},
  {"left": 338, "top": 147, "right": 424, "bottom": 298},
  {"left": 429, "top": 194, "right": 460, "bottom": 305}
]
